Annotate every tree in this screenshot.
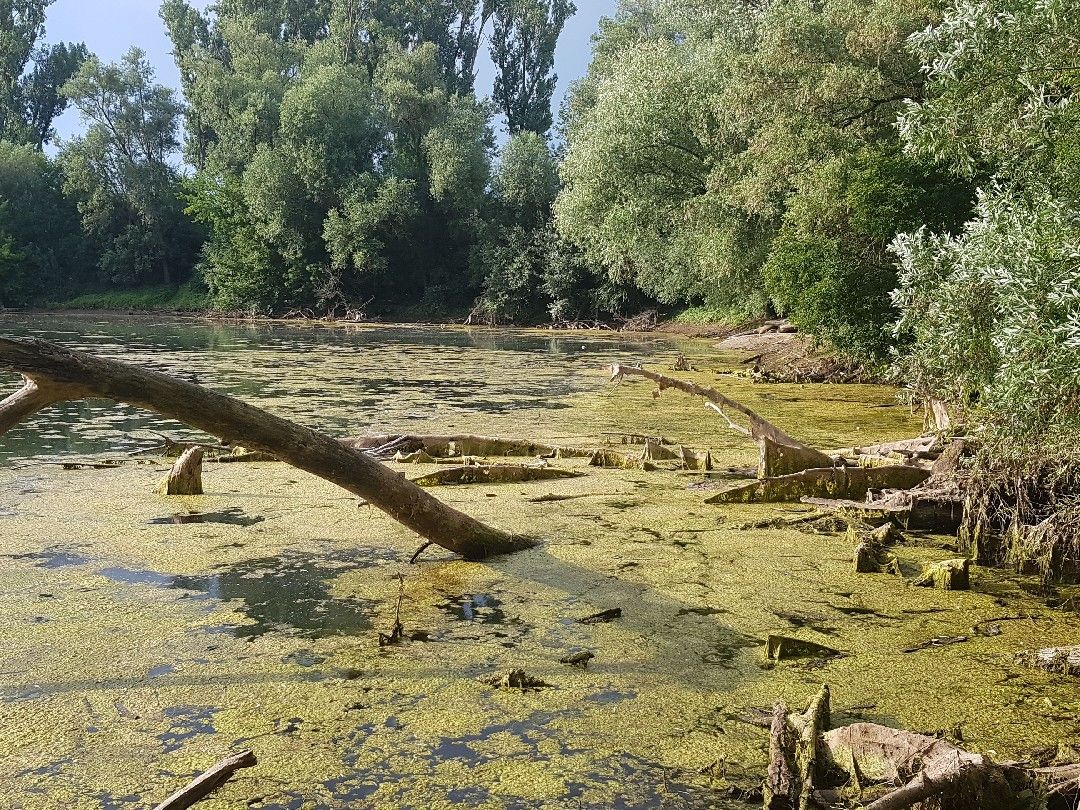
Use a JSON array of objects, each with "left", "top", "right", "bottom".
[
  {"left": 0, "top": 0, "right": 86, "bottom": 147},
  {"left": 0, "top": 0, "right": 50, "bottom": 139},
  {"left": 60, "top": 48, "right": 199, "bottom": 287},
  {"left": 893, "top": 0, "right": 1080, "bottom": 447},
  {"left": 0, "top": 141, "right": 86, "bottom": 304},
  {"left": 490, "top": 0, "right": 575, "bottom": 135}
]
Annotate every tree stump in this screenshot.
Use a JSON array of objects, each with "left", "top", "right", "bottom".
[
  {"left": 912, "top": 558, "right": 970, "bottom": 590},
  {"left": 159, "top": 447, "right": 204, "bottom": 496}
]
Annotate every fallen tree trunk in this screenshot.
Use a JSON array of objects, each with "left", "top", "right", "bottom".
[
  {"left": 0, "top": 338, "right": 531, "bottom": 560},
  {"left": 706, "top": 466, "right": 931, "bottom": 505},
  {"left": 608, "top": 364, "right": 834, "bottom": 477},
  {"left": 762, "top": 687, "right": 1080, "bottom": 810}
]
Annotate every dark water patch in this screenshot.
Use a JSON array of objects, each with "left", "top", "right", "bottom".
[
  {"left": 159, "top": 705, "right": 217, "bottom": 753},
  {"left": 99, "top": 567, "right": 175, "bottom": 587},
  {"left": 148, "top": 664, "right": 175, "bottom": 678},
  {"left": 440, "top": 593, "right": 507, "bottom": 624},
  {"left": 149, "top": 508, "right": 264, "bottom": 526},
  {"left": 585, "top": 689, "right": 638, "bottom": 705},
  {"left": 171, "top": 549, "right": 388, "bottom": 638},
  {"left": 4, "top": 547, "right": 91, "bottom": 569}
]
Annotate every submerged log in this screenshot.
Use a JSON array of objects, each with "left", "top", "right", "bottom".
[
  {"left": 706, "top": 466, "right": 931, "bottom": 505},
  {"left": 159, "top": 447, "right": 204, "bottom": 496},
  {"left": 152, "top": 749, "right": 257, "bottom": 810},
  {"left": 608, "top": 364, "right": 834, "bottom": 477},
  {"left": 0, "top": 338, "right": 531, "bottom": 560},
  {"left": 412, "top": 464, "right": 583, "bottom": 486},
  {"left": 344, "top": 434, "right": 576, "bottom": 459}
]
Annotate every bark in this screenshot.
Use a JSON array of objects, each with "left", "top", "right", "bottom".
[
  {"left": 152, "top": 749, "right": 257, "bottom": 810},
  {"left": 160, "top": 447, "right": 204, "bottom": 496},
  {"left": 0, "top": 338, "right": 531, "bottom": 560},
  {"left": 608, "top": 364, "right": 834, "bottom": 477},
  {"left": 765, "top": 702, "right": 795, "bottom": 810},
  {"left": 412, "top": 464, "right": 583, "bottom": 486}
]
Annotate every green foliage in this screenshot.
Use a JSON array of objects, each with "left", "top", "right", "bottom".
[
  {"left": 54, "top": 281, "right": 209, "bottom": 312},
  {"left": 765, "top": 146, "right": 972, "bottom": 359},
  {"left": 60, "top": 48, "right": 200, "bottom": 288},
  {"left": 0, "top": 0, "right": 86, "bottom": 147},
  {"left": 556, "top": 0, "right": 945, "bottom": 337},
  {"left": 490, "top": 0, "right": 576, "bottom": 135},
  {"left": 893, "top": 0, "right": 1080, "bottom": 449},
  {"left": 0, "top": 141, "right": 85, "bottom": 304},
  {"left": 893, "top": 189, "right": 1080, "bottom": 447}
]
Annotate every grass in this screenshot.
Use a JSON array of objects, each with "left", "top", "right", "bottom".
[
  {"left": 670, "top": 304, "right": 762, "bottom": 326},
  {"left": 54, "top": 282, "right": 209, "bottom": 312}
]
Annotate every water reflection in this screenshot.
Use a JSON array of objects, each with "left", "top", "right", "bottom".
[{"left": 0, "top": 315, "right": 673, "bottom": 461}]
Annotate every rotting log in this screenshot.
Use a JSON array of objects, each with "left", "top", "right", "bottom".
[
  {"left": 824, "top": 723, "right": 1019, "bottom": 810},
  {"left": 412, "top": 464, "right": 583, "bottom": 487},
  {"left": 765, "top": 689, "right": 1080, "bottom": 810},
  {"left": 0, "top": 338, "right": 532, "bottom": 560},
  {"left": 159, "top": 447, "right": 204, "bottom": 496},
  {"left": 608, "top": 364, "right": 834, "bottom": 477},
  {"left": 706, "top": 466, "right": 931, "bottom": 505},
  {"left": 152, "top": 749, "right": 257, "bottom": 810},
  {"left": 1016, "top": 645, "right": 1080, "bottom": 676}
]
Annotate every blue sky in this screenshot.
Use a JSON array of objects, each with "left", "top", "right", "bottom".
[{"left": 43, "top": 0, "right": 619, "bottom": 145}]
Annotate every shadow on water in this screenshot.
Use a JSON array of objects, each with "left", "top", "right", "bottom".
[
  {"left": 148, "top": 507, "right": 264, "bottom": 526},
  {"left": 170, "top": 549, "right": 388, "bottom": 638},
  {"left": 439, "top": 593, "right": 507, "bottom": 624},
  {"left": 5, "top": 544, "right": 389, "bottom": 640}
]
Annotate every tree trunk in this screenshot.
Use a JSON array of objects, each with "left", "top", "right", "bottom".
[{"left": 0, "top": 338, "right": 531, "bottom": 560}]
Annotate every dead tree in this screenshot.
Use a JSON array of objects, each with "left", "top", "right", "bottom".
[
  {"left": 608, "top": 364, "right": 834, "bottom": 477},
  {"left": 0, "top": 338, "right": 531, "bottom": 560}
]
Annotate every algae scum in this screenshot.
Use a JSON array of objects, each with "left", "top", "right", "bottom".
[{"left": 0, "top": 315, "right": 1077, "bottom": 809}]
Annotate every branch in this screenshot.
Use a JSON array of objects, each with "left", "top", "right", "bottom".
[
  {"left": 152, "top": 750, "right": 257, "bottom": 810},
  {"left": 0, "top": 338, "right": 532, "bottom": 560}
]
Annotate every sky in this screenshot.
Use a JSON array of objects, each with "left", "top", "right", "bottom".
[{"left": 43, "top": 0, "right": 620, "bottom": 147}]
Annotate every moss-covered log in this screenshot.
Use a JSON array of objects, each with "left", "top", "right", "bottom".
[
  {"left": 0, "top": 337, "right": 532, "bottom": 560},
  {"left": 706, "top": 466, "right": 931, "bottom": 505}
]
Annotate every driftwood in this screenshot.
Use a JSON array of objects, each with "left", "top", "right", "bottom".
[
  {"left": 159, "top": 447, "right": 204, "bottom": 496},
  {"left": 706, "top": 466, "right": 931, "bottom": 505},
  {"left": 343, "top": 434, "right": 584, "bottom": 460},
  {"left": 152, "top": 749, "right": 257, "bottom": 810},
  {"left": 0, "top": 338, "right": 530, "bottom": 560},
  {"left": 608, "top": 364, "right": 834, "bottom": 477},
  {"left": 1016, "top": 645, "right": 1080, "bottom": 676},
  {"left": 412, "top": 464, "right": 583, "bottom": 486},
  {"left": 764, "top": 686, "right": 831, "bottom": 809}
]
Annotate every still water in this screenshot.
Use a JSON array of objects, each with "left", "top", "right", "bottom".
[{"left": 0, "top": 314, "right": 674, "bottom": 460}]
